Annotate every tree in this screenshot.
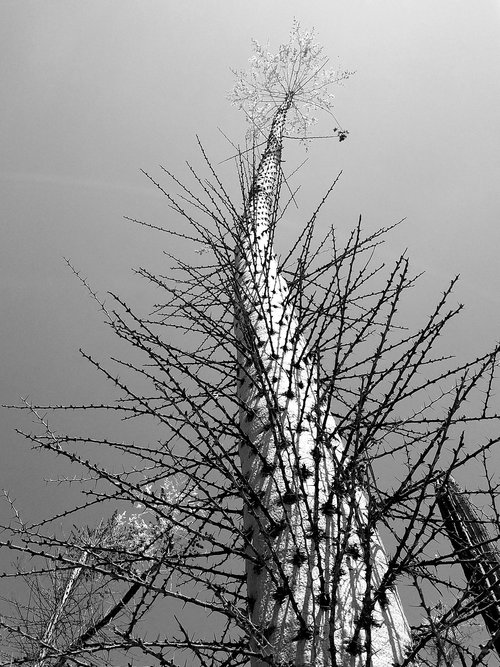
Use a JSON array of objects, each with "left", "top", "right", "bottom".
[
  {"left": 437, "top": 477, "right": 500, "bottom": 661},
  {"left": 2, "top": 22, "right": 500, "bottom": 667}
]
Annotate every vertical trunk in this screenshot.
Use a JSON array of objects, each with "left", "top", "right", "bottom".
[
  {"left": 235, "top": 101, "right": 411, "bottom": 665},
  {"left": 437, "top": 477, "right": 500, "bottom": 657},
  {"left": 34, "top": 551, "right": 88, "bottom": 667}
]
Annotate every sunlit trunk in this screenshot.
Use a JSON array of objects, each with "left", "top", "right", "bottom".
[{"left": 235, "top": 100, "right": 411, "bottom": 665}]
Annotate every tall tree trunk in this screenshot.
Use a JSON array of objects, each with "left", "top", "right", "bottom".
[
  {"left": 34, "top": 551, "right": 88, "bottom": 667},
  {"left": 437, "top": 477, "right": 500, "bottom": 657},
  {"left": 235, "top": 99, "right": 411, "bottom": 666}
]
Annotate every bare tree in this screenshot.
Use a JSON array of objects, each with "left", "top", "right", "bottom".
[{"left": 2, "top": 23, "right": 500, "bottom": 667}]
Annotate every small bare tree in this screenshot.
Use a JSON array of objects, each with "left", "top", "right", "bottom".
[{"left": 2, "top": 23, "right": 500, "bottom": 667}]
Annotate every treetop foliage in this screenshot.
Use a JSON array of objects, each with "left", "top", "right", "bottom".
[{"left": 227, "top": 20, "right": 352, "bottom": 142}]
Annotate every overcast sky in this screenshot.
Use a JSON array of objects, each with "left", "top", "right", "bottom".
[{"left": 2, "top": 1, "right": 500, "bottom": 524}]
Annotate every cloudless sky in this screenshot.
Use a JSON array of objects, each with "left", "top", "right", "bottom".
[{"left": 2, "top": 1, "right": 500, "bottom": 524}]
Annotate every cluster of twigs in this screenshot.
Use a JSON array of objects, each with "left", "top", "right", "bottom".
[
  {"left": 2, "top": 22, "right": 500, "bottom": 664},
  {"left": 0, "top": 135, "right": 499, "bottom": 665}
]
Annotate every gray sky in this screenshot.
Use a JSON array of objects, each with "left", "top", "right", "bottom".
[{"left": 2, "top": 1, "right": 500, "bottom": 522}]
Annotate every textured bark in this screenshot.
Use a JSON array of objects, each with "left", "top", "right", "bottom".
[
  {"left": 437, "top": 477, "right": 500, "bottom": 657},
  {"left": 235, "top": 99, "right": 411, "bottom": 666}
]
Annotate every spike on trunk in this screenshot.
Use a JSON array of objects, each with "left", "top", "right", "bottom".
[
  {"left": 235, "top": 100, "right": 411, "bottom": 665},
  {"left": 437, "top": 477, "right": 500, "bottom": 656}
]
